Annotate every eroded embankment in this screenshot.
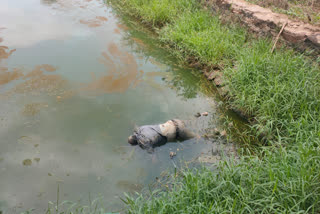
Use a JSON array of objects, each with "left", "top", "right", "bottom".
[
  {"left": 108, "top": 0, "right": 320, "bottom": 213},
  {"left": 203, "top": 0, "right": 320, "bottom": 53}
]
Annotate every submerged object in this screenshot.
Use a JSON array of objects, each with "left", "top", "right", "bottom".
[{"left": 128, "top": 119, "right": 195, "bottom": 153}]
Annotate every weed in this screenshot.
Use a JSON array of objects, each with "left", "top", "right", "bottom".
[{"left": 160, "top": 10, "right": 247, "bottom": 67}]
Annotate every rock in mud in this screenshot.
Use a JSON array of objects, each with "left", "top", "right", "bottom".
[
  {"left": 220, "top": 130, "right": 227, "bottom": 138},
  {"left": 194, "top": 112, "right": 201, "bottom": 117},
  {"left": 214, "top": 128, "right": 220, "bottom": 135},
  {"left": 169, "top": 151, "right": 176, "bottom": 159},
  {"left": 217, "top": 86, "right": 230, "bottom": 97},
  {"left": 214, "top": 76, "right": 223, "bottom": 87},
  {"left": 201, "top": 112, "right": 209, "bottom": 116}
]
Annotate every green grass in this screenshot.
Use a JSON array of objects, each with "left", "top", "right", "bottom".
[
  {"left": 110, "top": 0, "right": 198, "bottom": 27},
  {"left": 125, "top": 148, "right": 320, "bottom": 213},
  {"left": 159, "top": 11, "right": 247, "bottom": 66},
  {"left": 226, "top": 40, "right": 320, "bottom": 142},
  {"left": 107, "top": 0, "right": 320, "bottom": 213}
]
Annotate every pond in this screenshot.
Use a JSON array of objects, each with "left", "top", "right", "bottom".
[{"left": 0, "top": 0, "right": 238, "bottom": 213}]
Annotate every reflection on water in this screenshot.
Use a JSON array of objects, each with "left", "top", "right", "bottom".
[
  {"left": 0, "top": 0, "right": 229, "bottom": 213},
  {"left": 86, "top": 42, "right": 143, "bottom": 93},
  {"left": 79, "top": 16, "right": 109, "bottom": 28}
]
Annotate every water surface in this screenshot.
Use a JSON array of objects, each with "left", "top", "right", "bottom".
[{"left": 0, "top": 0, "right": 232, "bottom": 213}]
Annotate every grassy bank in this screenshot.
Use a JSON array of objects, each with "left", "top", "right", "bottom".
[{"left": 108, "top": 0, "right": 320, "bottom": 213}]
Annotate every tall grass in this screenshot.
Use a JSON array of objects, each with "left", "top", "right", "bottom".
[
  {"left": 107, "top": 0, "right": 320, "bottom": 213},
  {"left": 110, "top": 0, "right": 198, "bottom": 27},
  {"left": 125, "top": 148, "right": 320, "bottom": 213},
  {"left": 226, "top": 40, "right": 320, "bottom": 143},
  {"left": 160, "top": 11, "right": 247, "bottom": 67}
]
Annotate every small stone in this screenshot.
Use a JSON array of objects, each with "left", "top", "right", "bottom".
[
  {"left": 169, "top": 152, "right": 176, "bottom": 159},
  {"left": 23, "top": 159, "right": 32, "bottom": 166},
  {"left": 214, "top": 128, "right": 220, "bottom": 135},
  {"left": 48, "top": 173, "right": 52, "bottom": 176},
  {"left": 194, "top": 112, "right": 201, "bottom": 118},
  {"left": 221, "top": 130, "right": 227, "bottom": 137},
  {"left": 214, "top": 76, "right": 223, "bottom": 87},
  {"left": 201, "top": 112, "right": 209, "bottom": 116},
  {"left": 34, "top": 158, "right": 40, "bottom": 163}
]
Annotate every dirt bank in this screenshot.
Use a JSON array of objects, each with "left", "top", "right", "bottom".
[{"left": 203, "top": 0, "right": 320, "bottom": 53}]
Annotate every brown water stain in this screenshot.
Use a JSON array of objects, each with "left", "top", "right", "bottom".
[
  {"left": 23, "top": 69, "right": 43, "bottom": 79},
  {"left": 86, "top": 42, "right": 143, "bottom": 93},
  {"left": 79, "top": 16, "right": 108, "bottom": 28},
  {"left": 107, "top": 43, "right": 122, "bottom": 57},
  {"left": 21, "top": 102, "right": 49, "bottom": 116},
  {"left": 0, "top": 46, "right": 16, "bottom": 63},
  {"left": 0, "top": 63, "right": 65, "bottom": 99},
  {"left": 96, "top": 16, "right": 108, "bottom": 21},
  {"left": 37, "top": 64, "right": 56, "bottom": 72},
  {"left": 116, "top": 23, "right": 129, "bottom": 31},
  {"left": 148, "top": 58, "right": 166, "bottom": 68},
  {"left": 57, "top": 90, "right": 75, "bottom": 101},
  {"left": 132, "top": 38, "right": 146, "bottom": 47},
  {"left": 6, "top": 64, "right": 63, "bottom": 95},
  {"left": 114, "top": 28, "right": 121, "bottom": 34},
  {"left": 145, "top": 71, "right": 166, "bottom": 78},
  {"left": 11, "top": 71, "right": 67, "bottom": 96},
  {"left": 0, "top": 67, "right": 8, "bottom": 72},
  {"left": 0, "top": 68, "right": 24, "bottom": 85}
]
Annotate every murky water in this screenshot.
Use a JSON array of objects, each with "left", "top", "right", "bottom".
[{"left": 0, "top": 0, "right": 236, "bottom": 213}]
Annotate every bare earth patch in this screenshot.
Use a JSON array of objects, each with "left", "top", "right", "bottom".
[
  {"left": 244, "top": 0, "right": 320, "bottom": 26},
  {"left": 205, "top": 0, "right": 320, "bottom": 50}
]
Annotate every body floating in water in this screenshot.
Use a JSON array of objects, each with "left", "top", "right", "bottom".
[{"left": 128, "top": 119, "right": 195, "bottom": 153}]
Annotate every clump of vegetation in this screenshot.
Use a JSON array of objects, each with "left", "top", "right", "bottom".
[
  {"left": 226, "top": 40, "right": 320, "bottom": 142},
  {"left": 110, "top": 0, "right": 198, "bottom": 27},
  {"left": 159, "top": 11, "right": 247, "bottom": 66},
  {"left": 125, "top": 149, "right": 320, "bottom": 213},
  {"left": 107, "top": 0, "right": 320, "bottom": 213}
]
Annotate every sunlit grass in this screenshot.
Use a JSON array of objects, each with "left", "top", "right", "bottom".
[
  {"left": 125, "top": 148, "right": 320, "bottom": 213},
  {"left": 108, "top": 0, "right": 198, "bottom": 27},
  {"left": 160, "top": 10, "right": 247, "bottom": 67}
]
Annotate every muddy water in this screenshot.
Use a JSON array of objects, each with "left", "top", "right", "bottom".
[{"left": 0, "top": 0, "right": 237, "bottom": 213}]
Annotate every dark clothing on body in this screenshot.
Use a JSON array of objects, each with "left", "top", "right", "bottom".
[{"left": 132, "top": 125, "right": 167, "bottom": 152}]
